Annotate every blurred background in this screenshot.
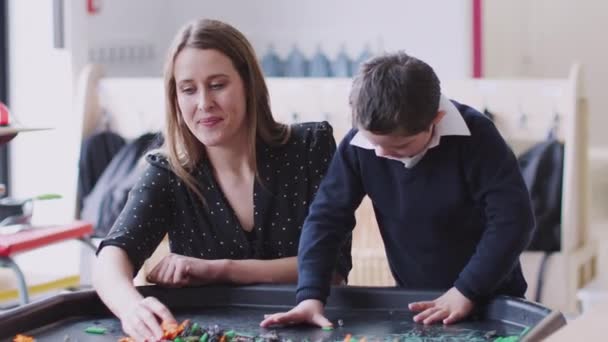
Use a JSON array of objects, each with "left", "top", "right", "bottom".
[{"left": 0, "top": 0, "right": 606, "bottom": 324}]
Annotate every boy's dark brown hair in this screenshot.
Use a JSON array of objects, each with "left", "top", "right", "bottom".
[{"left": 350, "top": 51, "right": 441, "bottom": 136}]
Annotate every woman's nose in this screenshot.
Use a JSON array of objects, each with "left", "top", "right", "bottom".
[{"left": 197, "top": 92, "right": 214, "bottom": 111}]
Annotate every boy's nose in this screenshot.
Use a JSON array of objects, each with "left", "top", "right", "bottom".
[{"left": 375, "top": 146, "right": 390, "bottom": 157}]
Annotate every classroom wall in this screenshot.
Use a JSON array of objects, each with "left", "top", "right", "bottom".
[
  {"left": 5, "top": 0, "right": 83, "bottom": 288},
  {"left": 75, "top": 0, "right": 473, "bottom": 79},
  {"left": 7, "top": 0, "right": 78, "bottom": 224},
  {"left": 8, "top": 0, "right": 608, "bottom": 230},
  {"left": 484, "top": 0, "right": 608, "bottom": 148},
  {"left": 484, "top": 0, "right": 608, "bottom": 224},
  {"left": 6, "top": 0, "right": 474, "bottom": 224}
]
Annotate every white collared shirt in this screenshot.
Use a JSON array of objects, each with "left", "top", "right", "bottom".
[{"left": 350, "top": 94, "right": 471, "bottom": 168}]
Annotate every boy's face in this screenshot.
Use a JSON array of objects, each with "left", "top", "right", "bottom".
[{"left": 359, "top": 111, "right": 445, "bottom": 159}]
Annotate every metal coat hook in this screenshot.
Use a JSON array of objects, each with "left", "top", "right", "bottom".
[
  {"left": 518, "top": 104, "right": 528, "bottom": 129},
  {"left": 548, "top": 108, "right": 560, "bottom": 139},
  {"left": 97, "top": 109, "right": 111, "bottom": 132}
]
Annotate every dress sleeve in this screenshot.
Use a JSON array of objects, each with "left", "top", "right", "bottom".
[{"left": 97, "top": 161, "right": 175, "bottom": 275}]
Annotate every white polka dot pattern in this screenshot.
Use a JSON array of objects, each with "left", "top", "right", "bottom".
[{"left": 98, "top": 122, "right": 352, "bottom": 278}]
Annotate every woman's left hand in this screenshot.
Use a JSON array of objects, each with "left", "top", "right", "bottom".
[{"left": 146, "top": 254, "right": 226, "bottom": 287}]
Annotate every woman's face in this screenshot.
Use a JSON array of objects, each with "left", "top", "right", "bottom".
[{"left": 173, "top": 47, "right": 248, "bottom": 148}]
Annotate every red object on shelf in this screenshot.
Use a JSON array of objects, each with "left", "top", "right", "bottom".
[
  {"left": 0, "top": 102, "right": 9, "bottom": 126},
  {"left": 0, "top": 221, "right": 93, "bottom": 257},
  {"left": 87, "top": 0, "right": 101, "bottom": 15}
]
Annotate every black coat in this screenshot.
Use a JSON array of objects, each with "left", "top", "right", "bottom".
[
  {"left": 518, "top": 138, "right": 564, "bottom": 252},
  {"left": 81, "top": 132, "right": 163, "bottom": 237}
]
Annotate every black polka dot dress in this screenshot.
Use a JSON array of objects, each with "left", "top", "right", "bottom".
[{"left": 98, "top": 121, "right": 352, "bottom": 279}]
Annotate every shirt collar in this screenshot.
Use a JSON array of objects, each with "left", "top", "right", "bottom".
[{"left": 350, "top": 94, "right": 471, "bottom": 168}]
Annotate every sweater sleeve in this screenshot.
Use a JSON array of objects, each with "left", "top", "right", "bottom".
[
  {"left": 296, "top": 129, "right": 366, "bottom": 304},
  {"left": 305, "top": 122, "right": 353, "bottom": 281},
  {"left": 454, "top": 118, "right": 535, "bottom": 301}
]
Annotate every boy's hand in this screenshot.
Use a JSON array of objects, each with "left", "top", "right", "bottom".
[
  {"left": 408, "top": 287, "right": 474, "bottom": 325},
  {"left": 260, "top": 299, "right": 332, "bottom": 328}
]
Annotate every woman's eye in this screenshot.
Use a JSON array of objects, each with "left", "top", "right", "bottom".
[
  {"left": 180, "top": 87, "right": 195, "bottom": 94},
  {"left": 210, "top": 83, "right": 224, "bottom": 90}
]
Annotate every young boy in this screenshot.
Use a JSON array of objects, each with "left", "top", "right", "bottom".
[{"left": 260, "top": 51, "right": 535, "bottom": 327}]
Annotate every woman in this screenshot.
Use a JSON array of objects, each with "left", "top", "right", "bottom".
[{"left": 93, "top": 19, "right": 351, "bottom": 342}]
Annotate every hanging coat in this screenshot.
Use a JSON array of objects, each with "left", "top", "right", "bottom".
[{"left": 518, "top": 138, "right": 564, "bottom": 252}]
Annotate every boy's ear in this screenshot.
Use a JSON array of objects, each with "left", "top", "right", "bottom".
[{"left": 432, "top": 110, "right": 446, "bottom": 125}]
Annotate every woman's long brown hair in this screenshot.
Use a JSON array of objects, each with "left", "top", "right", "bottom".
[{"left": 162, "top": 19, "right": 289, "bottom": 203}]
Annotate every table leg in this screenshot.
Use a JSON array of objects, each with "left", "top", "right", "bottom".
[
  {"left": 0, "top": 256, "right": 29, "bottom": 305},
  {"left": 78, "top": 236, "right": 99, "bottom": 286},
  {"left": 78, "top": 236, "right": 97, "bottom": 252}
]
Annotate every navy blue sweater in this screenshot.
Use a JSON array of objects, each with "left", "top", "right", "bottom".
[{"left": 296, "top": 102, "right": 535, "bottom": 304}]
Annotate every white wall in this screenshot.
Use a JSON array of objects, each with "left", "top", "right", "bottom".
[
  {"left": 8, "top": 0, "right": 79, "bottom": 224},
  {"left": 74, "top": 0, "right": 473, "bottom": 80},
  {"left": 482, "top": 1, "right": 529, "bottom": 76},
  {"left": 6, "top": 0, "right": 475, "bottom": 224},
  {"left": 484, "top": 0, "right": 608, "bottom": 233},
  {"left": 83, "top": 0, "right": 170, "bottom": 77},
  {"left": 7, "top": 0, "right": 82, "bottom": 283},
  {"left": 2, "top": 0, "right": 475, "bottom": 292},
  {"left": 484, "top": 0, "right": 608, "bottom": 147}
]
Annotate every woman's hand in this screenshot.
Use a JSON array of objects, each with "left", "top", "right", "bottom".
[
  {"left": 146, "top": 253, "right": 226, "bottom": 287},
  {"left": 119, "top": 296, "right": 176, "bottom": 342}
]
